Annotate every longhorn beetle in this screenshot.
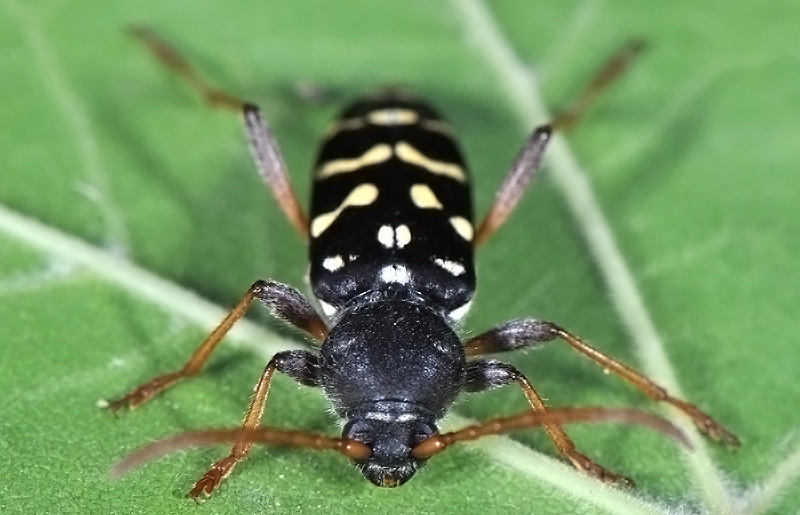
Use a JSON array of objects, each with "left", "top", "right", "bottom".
[{"left": 107, "top": 28, "right": 738, "bottom": 496}]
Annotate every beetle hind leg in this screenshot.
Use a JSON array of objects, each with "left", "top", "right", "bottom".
[
  {"left": 130, "top": 26, "right": 309, "bottom": 238},
  {"left": 475, "top": 40, "right": 645, "bottom": 245}
]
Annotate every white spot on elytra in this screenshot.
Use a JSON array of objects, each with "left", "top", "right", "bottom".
[
  {"left": 378, "top": 225, "right": 394, "bottom": 248},
  {"left": 380, "top": 264, "right": 411, "bottom": 284},
  {"left": 433, "top": 257, "right": 465, "bottom": 276},
  {"left": 395, "top": 225, "right": 411, "bottom": 248},
  {"left": 377, "top": 224, "right": 412, "bottom": 249},
  {"left": 448, "top": 300, "right": 472, "bottom": 321},
  {"left": 322, "top": 255, "right": 345, "bottom": 272}
]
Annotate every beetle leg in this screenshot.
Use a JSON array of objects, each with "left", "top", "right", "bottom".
[
  {"left": 464, "top": 319, "right": 739, "bottom": 446},
  {"left": 189, "top": 350, "right": 321, "bottom": 499},
  {"left": 475, "top": 40, "right": 644, "bottom": 245},
  {"left": 464, "top": 360, "right": 633, "bottom": 486},
  {"left": 106, "top": 280, "right": 327, "bottom": 412},
  {"left": 130, "top": 26, "right": 308, "bottom": 237}
]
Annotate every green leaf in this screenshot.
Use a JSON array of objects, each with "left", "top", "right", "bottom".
[{"left": 2, "top": 0, "right": 798, "bottom": 513}]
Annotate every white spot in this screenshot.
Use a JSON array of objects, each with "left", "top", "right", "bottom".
[
  {"left": 367, "top": 108, "right": 419, "bottom": 125},
  {"left": 409, "top": 184, "right": 443, "bottom": 210},
  {"left": 380, "top": 264, "right": 411, "bottom": 284},
  {"left": 395, "top": 224, "right": 411, "bottom": 248},
  {"left": 317, "top": 144, "right": 393, "bottom": 178},
  {"left": 449, "top": 216, "right": 474, "bottom": 241},
  {"left": 365, "top": 411, "right": 420, "bottom": 423},
  {"left": 319, "top": 300, "right": 338, "bottom": 317},
  {"left": 448, "top": 300, "right": 473, "bottom": 321},
  {"left": 394, "top": 141, "right": 467, "bottom": 182},
  {"left": 348, "top": 254, "right": 359, "bottom": 261},
  {"left": 322, "top": 255, "right": 345, "bottom": 272},
  {"left": 364, "top": 411, "right": 394, "bottom": 422},
  {"left": 377, "top": 224, "right": 412, "bottom": 249},
  {"left": 311, "top": 184, "right": 379, "bottom": 237},
  {"left": 378, "top": 225, "right": 394, "bottom": 248},
  {"left": 433, "top": 257, "right": 465, "bottom": 276},
  {"left": 395, "top": 413, "right": 421, "bottom": 422}
]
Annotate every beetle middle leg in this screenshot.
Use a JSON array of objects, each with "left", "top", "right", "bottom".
[
  {"left": 106, "top": 280, "right": 327, "bottom": 411},
  {"left": 464, "top": 360, "right": 633, "bottom": 486},
  {"left": 464, "top": 319, "right": 739, "bottom": 446}
]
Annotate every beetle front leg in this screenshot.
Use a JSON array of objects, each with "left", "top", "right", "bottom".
[
  {"left": 189, "top": 350, "right": 320, "bottom": 499},
  {"left": 465, "top": 360, "right": 633, "bottom": 486}
]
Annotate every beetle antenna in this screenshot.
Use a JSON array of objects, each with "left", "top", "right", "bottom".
[
  {"left": 111, "top": 427, "right": 371, "bottom": 478},
  {"left": 412, "top": 406, "right": 690, "bottom": 459}
]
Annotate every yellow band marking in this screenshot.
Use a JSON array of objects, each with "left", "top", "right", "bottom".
[
  {"left": 367, "top": 108, "right": 419, "bottom": 125},
  {"left": 311, "top": 184, "right": 379, "bottom": 238},
  {"left": 325, "top": 109, "right": 421, "bottom": 138},
  {"left": 420, "top": 119, "right": 454, "bottom": 136},
  {"left": 323, "top": 117, "right": 365, "bottom": 138},
  {"left": 317, "top": 144, "right": 393, "bottom": 178},
  {"left": 410, "top": 184, "right": 444, "bottom": 209},
  {"left": 395, "top": 141, "right": 466, "bottom": 182},
  {"left": 449, "top": 216, "right": 473, "bottom": 241},
  {"left": 325, "top": 111, "right": 452, "bottom": 138}
]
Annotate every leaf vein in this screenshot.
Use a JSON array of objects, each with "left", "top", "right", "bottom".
[
  {"left": 743, "top": 441, "right": 800, "bottom": 515},
  {"left": 451, "top": 0, "right": 735, "bottom": 512},
  {"left": 0, "top": 202, "right": 666, "bottom": 514},
  {"left": 2, "top": 0, "right": 131, "bottom": 256}
]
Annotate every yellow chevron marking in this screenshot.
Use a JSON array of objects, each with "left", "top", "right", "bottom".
[
  {"left": 395, "top": 141, "right": 466, "bottom": 182},
  {"left": 449, "top": 216, "right": 473, "bottom": 241},
  {"left": 317, "top": 144, "right": 393, "bottom": 178},
  {"left": 409, "top": 184, "right": 444, "bottom": 210},
  {"left": 310, "top": 184, "right": 379, "bottom": 237}
]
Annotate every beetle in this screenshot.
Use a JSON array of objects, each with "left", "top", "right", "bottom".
[{"left": 107, "top": 27, "right": 738, "bottom": 497}]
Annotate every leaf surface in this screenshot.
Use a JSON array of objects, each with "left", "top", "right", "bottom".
[{"left": 2, "top": 0, "right": 798, "bottom": 513}]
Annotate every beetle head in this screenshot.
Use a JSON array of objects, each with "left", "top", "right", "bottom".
[{"left": 342, "top": 410, "right": 437, "bottom": 487}]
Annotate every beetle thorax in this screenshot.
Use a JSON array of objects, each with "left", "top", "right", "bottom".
[{"left": 319, "top": 298, "right": 465, "bottom": 418}]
